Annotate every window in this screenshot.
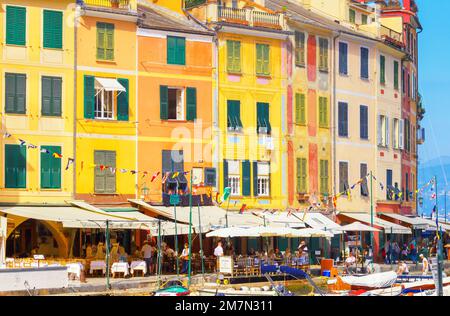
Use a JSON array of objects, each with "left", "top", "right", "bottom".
[
  {"left": 339, "top": 162, "right": 349, "bottom": 194},
  {"left": 378, "top": 115, "right": 389, "bottom": 147},
  {"left": 227, "top": 100, "right": 243, "bottom": 130},
  {"left": 360, "top": 163, "right": 368, "bottom": 196},
  {"left": 40, "top": 145, "right": 61, "bottom": 189},
  {"left": 256, "top": 44, "right": 270, "bottom": 76},
  {"left": 402, "top": 68, "right": 405, "bottom": 93},
  {"left": 43, "top": 10, "right": 63, "bottom": 49},
  {"left": 162, "top": 150, "right": 184, "bottom": 176},
  {"left": 96, "top": 22, "right": 114, "bottom": 61},
  {"left": 318, "top": 97, "right": 328, "bottom": 128},
  {"left": 295, "top": 31, "right": 306, "bottom": 67},
  {"left": 5, "top": 73, "right": 26, "bottom": 114},
  {"left": 339, "top": 42, "right": 348, "bottom": 75},
  {"left": 407, "top": 73, "right": 410, "bottom": 97},
  {"left": 404, "top": 119, "right": 411, "bottom": 152},
  {"left": 257, "top": 102, "right": 271, "bottom": 134},
  {"left": 318, "top": 38, "right": 329, "bottom": 71},
  {"left": 349, "top": 9, "right": 356, "bottom": 23},
  {"left": 227, "top": 40, "right": 241, "bottom": 73},
  {"left": 255, "top": 162, "right": 270, "bottom": 197},
  {"left": 338, "top": 102, "right": 348, "bottom": 137},
  {"left": 159, "top": 86, "right": 196, "bottom": 121},
  {"left": 361, "top": 14, "right": 368, "bottom": 25},
  {"left": 227, "top": 160, "right": 241, "bottom": 196},
  {"left": 6, "top": 6, "right": 26, "bottom": 46},
  {"left": 167, "top": 36, "right": 186, "bottom": 65},
  {"left": 204, "top": 168, "right": 217, "bottom": 187},
  {"left": 394, "top": 61, "right": 399, "bottom": 90},
  {"left": 405, "top": 172, "right": 409, "bottom": 201},
  {"left": 393, "top": 118, "right": 400, "bottom": 149},
  {"left": 319, "top": 160, "right": 329, "bottom": 195},
  {"left": 95, "top": 88, "right": 114, "bottom": 119},
  {"left": 380, "top": 55, "right": 385, "bottom": 85},
  {"left": 386, "top": 169, "right": 393, "bottom": 200},
  {"left": 360, "top": 105, "right": 368, "bottom": 140},
  {"left": 42, "top": 76, "right": 62, "bottom": 116},
  {"left": 399, "top": 119, "right": 405, "bottom": 150},
  {"left": 296, "top": 158, "right": 307, "bottom": 193},
  {"left": 360, "top": 47, "right": 369, "bottom": 79},
  {"left": 295, "top": 93, "right": 306, "bottom": 125},
  {"left": 94, "top": 151, "right": 116, "bottom": 194},
  {"left": 5, "top": 144, "right": 26, "bottom": 188}
]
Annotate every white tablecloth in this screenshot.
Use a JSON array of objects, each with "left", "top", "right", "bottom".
[
  {"left": 67, "top": 263, "right": 84, "bottom": 279},
  {"left": 130, "top": 261, "right": 147, "bottom": 275},
  {"left": 111, "top": 262, "right": 129, "bottom": 276},
  {"left": 90, "top": 260, "right": 106, "bottom": 274}
]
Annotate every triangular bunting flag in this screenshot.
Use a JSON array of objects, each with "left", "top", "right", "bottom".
[
  {"left": 27, "top": 144, "right": 37, "bottom": 149},
  {"left": 65, "top": 158, "right": 75, "bottom": 171},
  {"left": 52, "top": 152, "right": 63, "bottom": 159},
  {"left": 19, "top": 139, "right": 26, "bottom": 146},
  {"left": 151, "top": 171, "right": 161, "bottom": 182},
  {"left": 3, "top": 132, "right": 11, "bottom": 138},
  {"left": 40, "top": 149, "right": 51, "bottom": 154},
  {"left": 239, "top": 204, "right": 247, "bottom": 214}
]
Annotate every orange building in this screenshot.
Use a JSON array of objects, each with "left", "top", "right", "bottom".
[{"left": 136, "top": 3, "right": 215, "bottom": 204}]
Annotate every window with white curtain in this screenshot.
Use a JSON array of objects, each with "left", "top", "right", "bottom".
[
  {"left": 257, "top": 162, "right": 270, "bottom": 196},
  {"left": 228, "top": 160, "right": 240, "bottom": 196}
]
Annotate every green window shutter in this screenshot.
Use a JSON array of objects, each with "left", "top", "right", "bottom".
[
  {"left": 41, "top": 146, "right": 61, "bottom": 189},
  {"left": 186, "top": 87, "right": 197, "bottom": 121},
  {"left": 167, "top": 36, "right": 176, "bottom": 64},
  {"left": 6, "top": 6, "right": 26, "bottom": 46},
  {"left": 160, "top": 85, "right": 169, "bottom": 120},
  {"left": 105, "top": 23, "right": 115, "bottom": 61},
  {"left": 96, "top": 23, "right": 106, "bottom": 60},
  {"left": 301, "top": 158, "right": 307, "bottom": 193},
  {"left": 296, "top": 158, "right": 302, "bottom": 193},
  {"left": 320, "top": 160, "right": 329, "bottom": 194},
  {"left": 15, "top": 74, "right": 26, "bottom": 114},
  {"left": 253, "top": 161, "right": 258, "bottom": 196},
  {"left": 223, "top": 160, "right": 229, "bottom": 189},
  {"left": 5, "top": 144, "right": 26, "bottom": 188},
  {"left": 84, "top": 75, "right": 95, "bottom": 119},
  {"left": 233, "top": 41, "right": 241, "bottom": 72},
  {"left": 242, "top": 160, "right": 251, "bottom": 196},
  {"left": 394, "top": 61, "right": 399, "bottom": 90},
  {"left": 257, "top": 102, "right": 270, "bottom": 133},
  {"left": 263, "top": 45, "right": 270, "bottom": 75},
  {"left": 41, "top": 77, "right": 52, "bottom": 116},
  {"left": 43, "top": 10, "right": 63, "bottom": 49},
  {"left": 117, "top": 78, "right": 129, "bottom": 121},
  {"left": 52, "top": 77, "right": 62, "bottom": 116},
  {"left": 227, "top": 40, "right": 234, "bottom": 72},
  {"left": 105, "top": 151, "right": 116, "bottom": 193},
  {"left": 256, "top": 44, "right": 263, "bottom": 75},
  {"left": 380, "top": 55, "right": 386, "bottom": 84},
  {"left": 295, "top": 94, "right": 301, "bottom": 125},
  {"left": 177, "top": 37, "right": 186, "bottom": 65},
  {"left": 319, "top": 97, "right": 328, "bottom": 127},
  {"left": 5, "top": 73, "right": 16, "bottom": 113},
  {"left": 167, "top": 36, "right": 185, "bottom": 65},
  {"left": 94, "top": 151, "right": 106, "bottom": 193},
  {"left": 227, "top": 100, "right": 241, "bottom": 129}
]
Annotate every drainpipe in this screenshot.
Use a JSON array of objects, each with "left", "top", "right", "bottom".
[
  {"left": 212, "top": 27, "right": 222, "bottom": 196},
  {"left": 331, "top": 31, "right": 341, "bottom": 211},
  {"left": 73, "top": 5, "right": 80, "bottom": 200}
]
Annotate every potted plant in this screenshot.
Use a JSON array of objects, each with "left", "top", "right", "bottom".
[{"left": 110, "top": 0, "right": 120, "bottom": 8}]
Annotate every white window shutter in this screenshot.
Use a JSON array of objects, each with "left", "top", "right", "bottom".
[
  {"left": 386, "top": 117, "right": 390, "bottom": 147},
  {"left": 399, "top": 119, "right": 404, "bottom": 149},
  {"left": 377, "top": 115, "right": 382, "bottom": 146}
]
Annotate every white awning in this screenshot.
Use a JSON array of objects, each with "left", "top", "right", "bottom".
[
  {"left": 251, "top": 211, "right": 307, "bottom": 228},
  {"left": 339, "top": 213, "right": 411, "bottom": 234},
  {"left": 302, "top": 213, "right": 342, "bottom": 234},
  {"left": 94, "top": 77, "right": 126, "bottom": 92},
  {"left": 380, "top": 213, "right": 430, "bottom": 230},
  {"left": 128, "top": 199, "right": 174, "bottom": 220},
  {"left": 420, "top": 218, "right": 450, "bottom": 232}
]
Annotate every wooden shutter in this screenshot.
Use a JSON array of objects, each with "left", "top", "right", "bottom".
[
  {"left": 160, "top": 85, "right": 168, "bottom": 120},
  {"left": 319, "top": 97, "right": 328, "bottom": 127},
  {"left": 360, "top": 105, "right": 368, "bottom": 139},
  {"left": 295, "top": 94, "right": 301, "bottom": 124},
  {"left": 176, "top": 37, "right": 186, "bottom": 65},
  {"left": 84, "top": 76, "right": 95, "bottom": 119},
  {"left": 263, "top": 45, "right": 270, "bottom": 75},
  {"left": 5, "top": 145, "right": 26, "bottom": 188},
  {"left": 40, "top": 147, "right": 51, "bottom": 188},
  {"left": 117, "top": 78, "right": 129, "bottom": 121},
  {"left": 167, "top": 36, "right": 176, "bottom": 64},
  {"left": 14, "top": 74, "right": 26, "bottom": 114},
  {"left": 320, "top": 160, "right": 329, "bottom": 194},
  {"left": 43, "top": 10, "right": 62, "bottom": 49},
  {"left": 361, "top": 47, "right": 369, "bottom": 79},
  {"left": 6, "top": 6, "right": 26, "bottom": 46},
  {"left": 227, "top": 41, "right": 234, "bottom": 72},
  {"left": 296, "top": 158, "right": 301, "bottom": 193},
  {"left": 338, "top": 102, "right": 347, "bottom": 137},
  {"left": 394, "top": 61, "right": 399, "bottom": 90},
  {"left": 242, "top": 160, "right": 251, "bottom": 196},
  {"left": 386, "top": 117, "right": 390, "bottom": 147},
  {"left": 52, "top": 77, "right": 62, "bottom": 116},
  {"left": 253, "top": 161, "right": 258, "bottom": 196},
  {"left": 105, "top": 151, "right": 116, "bottom": 193},
  {"left": 360, "top": 163, "right": 368, "bottom": 196},
  {"left": 94, "top": 151, "right": 105, "bottom": 193},
  {"left": 380, "top": 55, "right": 385, "bottom": 84},
  {"left": 256, "top": 44, "right": 263, "bottom": 75},
  {"left": 105, "top": 23, "right": 114, "bottom": 61},
  {"left": 41, "top": 77, "right": 53, "bottom": 116},
  {"left": 97, "top": 23, "right": 106, "bottom": 60},
  {"left": 5, "top": 73, "right": 16, "bottom": 113},
  {"left": 399, "top": 119, "right": 404, "bottom": 149},
  {"left": 51, "top": 146, "right": 62, "bottom": 189},
  {"left": 234, "top": 41, "right": 241, "bottom": 72},
  {"left": 41, "top": 146, "right": 61, "bottom": 189},
  {"left": 257, "top": 102, "right": 269, "bottom": 132},
  {"left": 186, "top": 87, "right": 197, "bottom": 121},
  {"left": 223, "top": 160, "right": 229, "bottom": 189},
  {"left": 339, "top": 42, "right": 347, "bottom": 75},
  {"left": 301, "top": 158, "right": 307, "bottom": 193}
]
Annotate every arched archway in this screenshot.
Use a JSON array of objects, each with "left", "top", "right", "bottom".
[{"left": 6, "top": 218, "right": 68, "bottom": 258}]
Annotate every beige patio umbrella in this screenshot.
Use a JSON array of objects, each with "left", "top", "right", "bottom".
[
  {"left": 205, "top": 226, "right": 260, "bottom": 238},
  {"left": 335, "top": 221, "right": 381, "bottom": 232},
  {"left": 287, "top": 228, "right": 334, "bottom": 238}
]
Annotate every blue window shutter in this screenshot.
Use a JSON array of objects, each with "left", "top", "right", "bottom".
[
  {"left": 117, "top": 78, "right": 129, "bottom": 121},
  {"left": 360, "top": 105, "right": 368, "bottom": 139},
  {"left": 338, "top": 102, "right": 348, "bottom": 137},
  {"left": 339, "top": 42, "right": 348, "bottom": 75},
  {"left": 361, "top": 47, "right": 369, "bottom": 79},
  {"left": 242, "top": 160, "right": 251, "bottom": 196}
]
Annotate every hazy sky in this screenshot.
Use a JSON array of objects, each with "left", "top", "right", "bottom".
[{"left": 416, "top": 0, "right": 450, "bottom": 163}]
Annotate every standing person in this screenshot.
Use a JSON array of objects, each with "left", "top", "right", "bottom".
[
  {"left": 409, "top": 238, "right": 417, "bottom": 264},
  {"left": 393, "top": 241, "right": 400, "bottom": 264},
  {"left": 384, "top": 240, "right": 391, "bottom": 264},
  {"left": 298, "top": 241, "right": 309, "bottom": 265},
  {"left": 180, "top": 243, "right": 190, "bottom": 274},
  {"left": 214, "top": 241, "right": 224, "bottom": 272},
  {"left": 419, "top": 254, "right": 429, "bottom": 276},
  {"left": 141, "top": 240, "right": 153, "bottom": 277}
]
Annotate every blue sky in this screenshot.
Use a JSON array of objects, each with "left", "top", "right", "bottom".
[{"left": 416, "top": 0, "right": 450, "bottom": 163}]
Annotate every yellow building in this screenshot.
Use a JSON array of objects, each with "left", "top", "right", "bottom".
[
  {"left": 74, "top": 0, "right": 138, "bottom": 205},
  {"left": 0, "top": 0, "right": 75, "bottom": 256},
  {"left": 186, "top": 0, "right": 291, "bottom": 211}
]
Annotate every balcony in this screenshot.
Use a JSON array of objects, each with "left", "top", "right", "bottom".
[
  {"left": 217, "top": 6, "right": 284, "bottom": 30},
  {"left": 380, "top": 25, "right": 404, "bottom": 48},
  {"left": 417, "top": 127, "right": 425, "bottom": 145},
  {"left": 79, "top": 0, "right": 135, "bottom": 11}
]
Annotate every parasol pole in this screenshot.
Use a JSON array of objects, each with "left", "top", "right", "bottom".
[{"left": 197, "top": 201, "right": 205, "bottom": 277}]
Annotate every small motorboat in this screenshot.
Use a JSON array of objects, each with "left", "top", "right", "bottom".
[
  {"left": 340, "top": 271, "right": 398, "bottom": 291},
  {"left": 150, "top": 278, "right": 190, "bottom": 296}
]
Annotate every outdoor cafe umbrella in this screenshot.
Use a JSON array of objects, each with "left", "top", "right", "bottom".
[
  {"left": 286, "top": 227, "right": 334, "bottom": 238},
  {"left": 205, "top": 226, "right": 259, "bottom": 238}
]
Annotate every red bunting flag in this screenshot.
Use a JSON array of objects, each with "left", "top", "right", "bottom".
[
  {"left": 239, "top": 204, "right": 247, "bottom": 214},
  {"left": 99, "top": 165, "right": 106, "bottom": 171},
  {"left": 151, "top": 171, "right": 161, "bottom": 182},
  {"left": 53, "top": 153, "right": 63, "bottom": 159}
]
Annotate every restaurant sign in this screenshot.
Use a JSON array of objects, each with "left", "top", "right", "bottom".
[{"left": 219, "top": 256, "right": 233, "bottom": 275}]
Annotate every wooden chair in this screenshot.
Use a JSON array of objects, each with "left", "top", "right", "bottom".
[{"left": 233, "top": 257, "right": 247, "bottom": 276}]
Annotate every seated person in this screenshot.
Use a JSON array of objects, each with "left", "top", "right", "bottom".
[
  {"left": 274, "top": 248, "right": 283, "bottom": 260},
  {"left": 110, "top": 243, "right": 120, "bottom": 263},
  {"left": 344, "top": 253, "right": 356, "bottom": 273},
  {"left": 396, "top": 261, "right": 409, "bottom": 275},
  {"left": 95, "top": 242, "right": 106, "bottom": 260},
  {"left": 119, "top": 245, "right": 128, "bottom": 262},
  {"left": 85, "top": 243, "right": 94, "bottom": 259}
]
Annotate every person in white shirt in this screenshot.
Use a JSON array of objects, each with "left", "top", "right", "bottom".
[
  {"left": 396, "top": 261, "right": 409, "bottom": 275},
  {"left": 141, "top": 240, "right": 153, "bottom": 276},
  {"left": 180, "top": 243, "right": 190, "bottom": 274},
  {"left": 214, "top": 241, "right": 224, "bottom": 271},
  {"left": 420, "top": 254, "right": 429, "bottom": 276}
]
